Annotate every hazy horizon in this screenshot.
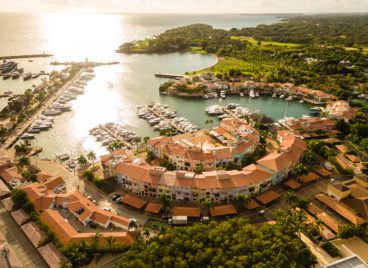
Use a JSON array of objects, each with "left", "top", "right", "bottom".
[{"left": 0, "top": 0, "right": 367, "bottom": 14}]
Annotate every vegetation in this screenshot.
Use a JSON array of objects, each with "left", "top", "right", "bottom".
[
  {"left": 115, "top": 216, "right": 316, "bottom": 268},
  {"left": 321, "top": 242, "right": 341, "bottom": 258}
]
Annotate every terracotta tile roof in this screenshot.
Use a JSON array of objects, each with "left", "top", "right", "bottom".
[
  {"left": 40, "top": 209, "right": 77, "bottom": 245},
  {"left": 144, "top": 202, "right": 163, "bottom": 214},
  {"left": 38, "top": 243, "right": 63, "bottom": 268},
  {"left": 336, "top": 145, "right": 349, "bottom": 154},
  {"left": 91, "top": 209, "right": 112, "bottom": 225},
  {"left": 316, "top": 212, "right": 341, "bottom": 233},
  {"left": 257, "top": 153, "right": 289, "bottom": 172},
  {"left": 121, "top": 194, "right": 147, "bottom": 209},
  {"left": 42, "top": 176, "right": 64, "bottom": 190},
  {"left": 10, "top": 209, "right": 29, "bottom": 225},
  {"left": 255, "top": 190, "right": 281, "bottom": 205},
  {"left": 21, "top": 222, "right": 44, "bottom": 247},
  {"left": 210, "top": 204, "right": 237, "bottom": 217},
  {"left": 1, "top": 197, "right": 14, "bottom": 211},
  {"left": 307, "top": 203, "right": 324, "bottom": 215},
  {"left": 346, "top": 154, "right": 360, "bottom": 163},
  {"left": 316, "top": 194, "right": 365, "bottom": 225},
  {"left": 110, "top": 215, "right": 130, "bottom": 228},
  {"left": 313, "top": 166, "right": 331, "bottom": 177},
  {"left": 171, "top": 207, "right": 200, "bottom": 217},
  {"left": 285, "top": 179, "right": 301, "bottom": 189},
  {"left": 36, "top": 171, "right": 54, "bottom": 183},
  {"left": 299, "top": 172, "right": 319, "bottom": 183},
  {"left": 0, "top": 179, "right": 10, "bottom": 197},
  {"left": 0, "top": 167, "right": 23, "bottom": 184},
  {"left": 245, "top": 199, "right": 260, "bottom": 210}
]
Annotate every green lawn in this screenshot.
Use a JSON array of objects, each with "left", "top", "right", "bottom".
[
  {"left": 191, "top": 47, "right": 208, "bottom": 54},
  {"left": 189, "top": 57, "right": 278, "bottom": 77},
  {"left": 231, "top": 36, "right": 303, "bottom": 48}
]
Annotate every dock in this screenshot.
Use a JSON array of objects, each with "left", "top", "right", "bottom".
[
  {"left": 222, "top": 107, "right": 248, "bottom": 124},
  {"left": 147, "top": 107, "right": 185, "bottom": 133},
  {"left": 98, "top": 125, "right": 134, "bottom": 149},
  {"left": 154, "top": 73, "right": 185, "bottom": 79},
  {"left": 2, "top": 68, "right": 85, "bottom": 149},
  {"left": 0, "top": 54, "right": 53, "bottom": 60}
]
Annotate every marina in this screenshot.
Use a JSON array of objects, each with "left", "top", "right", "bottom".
[{"left": 137, "top": 102, "right": 200, "bottom": 134}]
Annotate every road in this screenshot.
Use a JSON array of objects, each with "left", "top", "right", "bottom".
[{"left": 0, "top": 203, "right": 48, "bottom": 268}]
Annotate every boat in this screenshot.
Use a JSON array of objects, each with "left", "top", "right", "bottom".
[
  {"left": 57, "top": 154, "right": 69, "bottom": 161},
  {"left": 3, "top": 91, "right": 12, "bottom": 96},
  {"left": 310, "top": 106, "right": 321, "bottom": 111},
  {"left": 27, "top": 127, "right": 40, "bottom": 133},
  {"left": 220, "top": 90, "right": 226, "bottom": 99},
  {"left": 2, "top": 74, "right": 11, "bottom": 80},
  {"left": 11, "top": 72, "right": 20, "bottom": 79},
  {"left": 255, "top": 92, "right": 260, "bottom": 98},
  {"left": 23, "top": 73, "right": 32, "bottom": 81},
  {"left": 249, "top": 89, "right": 255, "bottom": 98},
  {"left": 240, "top": 92, "right": 244, "bottom": 97},
  {"left": 43, "top": 109, "right": 62, "bottom": 116},
  {"left": 272, "top": 93, "right": 277, "bottom": 98},
  {"left": 279, "top": 94, "right": 285, "bottom": 99},
  {"left": 285, "top": 96, "right": 293, "bottom": 101},
  {"left": 0, "top": 61, "right": 17, "bottom": 74},
  {"left": 20, "top": 133, "right": 35, "bottom": 140},
  {"left": 298, "top": 100, "right": 304, "bottom": 103}
]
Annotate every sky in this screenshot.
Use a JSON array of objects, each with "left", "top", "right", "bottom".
[{"left": 0, "top": 0, "right": 367, "bottom": 13}]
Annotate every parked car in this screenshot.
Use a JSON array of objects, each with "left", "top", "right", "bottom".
[
  {"left": 111, "top": 194, "right": 121, "bottom": 201},
  {"left": 103, "top": 207, "right": 112, "bottom": 211}
]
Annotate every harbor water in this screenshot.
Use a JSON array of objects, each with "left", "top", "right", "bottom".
[{"left": 0, "top": 13, "right": 310, "bottom": 157}]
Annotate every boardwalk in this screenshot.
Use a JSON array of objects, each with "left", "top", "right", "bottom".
[{"left": 2, "top": 68, "right": 84, "bottom": 149}]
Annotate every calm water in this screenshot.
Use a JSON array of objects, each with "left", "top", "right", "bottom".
[{"left": 0, "top": 13, "right": 310, "bottom": 157}]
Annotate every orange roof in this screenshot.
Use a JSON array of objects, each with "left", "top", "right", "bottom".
[
  {"left": 91, "top": 209, "right": 111, "bottom": 225},
  {"left": 346, "top": 154, "right": 360, "bottom": 163},
  {"left": 313, "top": 166, "right": 331, "bottom": 177},
  {"left": 21, "top": 222, "right": 44, "bottom": 247},
  {"left": 121, "top": 194, "right": 147, "bottom": 209},
  {"left": 11, "top": 209, "right": 29, "bottom": 225},
  {"left": 110, "top": 215, "right": 130, "bottom": 228},
  {"left": 0, "top": 167, "right": 23, "bottom": 184},
  {"left": 144, "top": 202, "right": 163, "bottom": 214},
  {"left": 245, "top": 199, "right": 259, "bottom": 210},
  {"left": 255, "top": 190, "right": 281, "bottom": 205},
  {"left": 36, "top": 171, "right": 54, "bottom": 183},
  {"left": 316, "top": 212, "right": 341, "bottom": 233},
  {"left": 307, "top": 203, "right": 324, "bottom": 215},
  {"left": 171, "top": 207, "right": 200, "bottom": 217},
  {"left": 299, "top": 172, "right": 319, "bottom": 183},
  {"left": 40, "top": 209, "right": 77, "bottom": 245},
  {"left": 43, "top": 176, "right": 64, "bottom": 190},
  {"left": 0, "top": 179, "right": 10, "bottom": 197},
  {"left": 316, "top": 194, "right": 365, "bottom": 225},
  {"left": 336, "top": 145, "right": 348, "bottom": 154},
  {"left": 210, "top": 204, "right": 237, "bottom": 217},
  {"left": 285, "top": 179, "right": 301, "bottom": 189},
  {"left": 38, "top": 243, "right": 63, "bottom": 268}
]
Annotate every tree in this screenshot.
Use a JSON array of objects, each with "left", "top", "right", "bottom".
[
  {"left": 77, "top": 155, "right": 88, "bottom": 166},
  {"left": 91, "top": 232, "right": 102, "bottom": 249},
  {"left": 301, "top": 150, "right": 317, "bottom": 165},
  {"left": 283, "top": 191, "right": 298, "bottom": 209},
  {"left": 106, "top": 236, "right": 116, "bottom": 250},
  {"left": 291, "top": 163, "right": 309, "bottom": 177},
  {"left": 233, "top": 193, "right": 246, "bottom": 211},
  {"left": 87, "top": 151, "right": 96, "bottom": 163},
  {"left": 338, "top": 224, "right": 365, "bottom": 239},
  {"left": 82, "top": 170, "right": 95, "bottom": 182},
  {"left": 14, "top": 143, "right": 31, "bottom": 156},
  {"left": 17, "top": 156, "right": 31, "bottom": 171},
  {"left": 115, "top": 217, "right": 316, "bottom": 268},
  {"left": 158, "top": 193, "right": 171, "bottom": 214},
  {"left": 200, "top": 198, "right": 213, "bottom": 216}
]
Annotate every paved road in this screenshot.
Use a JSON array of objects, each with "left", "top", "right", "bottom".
[{"left": 0, "top": 203, "right": 48, "bottom": 268}]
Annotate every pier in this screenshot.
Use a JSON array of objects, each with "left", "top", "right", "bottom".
[
  {"left": 154, "top": 73, "right": 185, "bottom": 79},
  {"left": 0, "top": 54, "right": 53, "bottom": 60},
  {"left": 147, "top": 107, "right": 186, "bottom": 133},
  {"left": 2, "top": 68, "right": 85, "bottom": 149},
  {"left": 98, "top": 125, "right": 134, "bottom": 149}
]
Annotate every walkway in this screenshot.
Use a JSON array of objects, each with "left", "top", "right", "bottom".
[{"left": 0, "top": 203, "right": 48, "bottom": 268}]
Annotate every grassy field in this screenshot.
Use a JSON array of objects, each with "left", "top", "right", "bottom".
[
  {"left": 189, "top": 57, "right": 278, "bottom": 77},
  {"left": 191, "top": 47, "right": 208, "bottom": 54},
  {"left": 231, "top": 36, "right": 303, "bottom": 48}
]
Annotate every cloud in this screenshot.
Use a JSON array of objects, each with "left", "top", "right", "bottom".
[{"left": 0, "top": 0, "right": 367, "bottom": 13}]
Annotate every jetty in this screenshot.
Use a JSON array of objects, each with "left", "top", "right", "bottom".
[
  {"left": 98, "top": 125, "right": 134, "bottom": 149},
  {"left": 0, "top": 54, "right": 53, "bottom": 60},
  {"left": 154, "top": 73, "right": 185, "bottom": 79},
  {"left": 2, "top": 68, "right": 85, "bottom": 149},
  {"left": 147, "top": 107, "right": 186, "bottom": 133}
]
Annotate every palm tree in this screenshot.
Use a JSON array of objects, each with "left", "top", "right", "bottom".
[
  {"left": 17, "top": 156, "right": 31, "bottom": 171},
  {"left": 233, "top": 193, "right": 246, "bottom": 212},
  {"left": 105, "top": 236, "right": 115, "bottom": 250},
  {"left": 283, "top": 191, "right": 299, "bottom": 209},
  {"left": 159, "top": 193, "right": 171, "bottom": 214},
  {"left": 77, "top": 154, "right": 88, "bottom": 166},
  {"left": 200, "top": 198, "right": 213, "bottom": 217},
  {"left": 87, "top": 151, "right": 96, "bottom": 163}
]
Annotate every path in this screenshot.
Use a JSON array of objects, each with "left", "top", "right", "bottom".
[{"left": 0, "top": 203, "right": 48, "bottom": 268}]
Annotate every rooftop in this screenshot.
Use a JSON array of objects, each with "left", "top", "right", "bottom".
[
  {"left": 171, "top": 207, "right": 200, "bottom": 217},
  {"left": 210, "top": 204, "right": 237, "bottom": 217},
  {"left": 255, "top": 190, "right": 281, "bottom": 205}
]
